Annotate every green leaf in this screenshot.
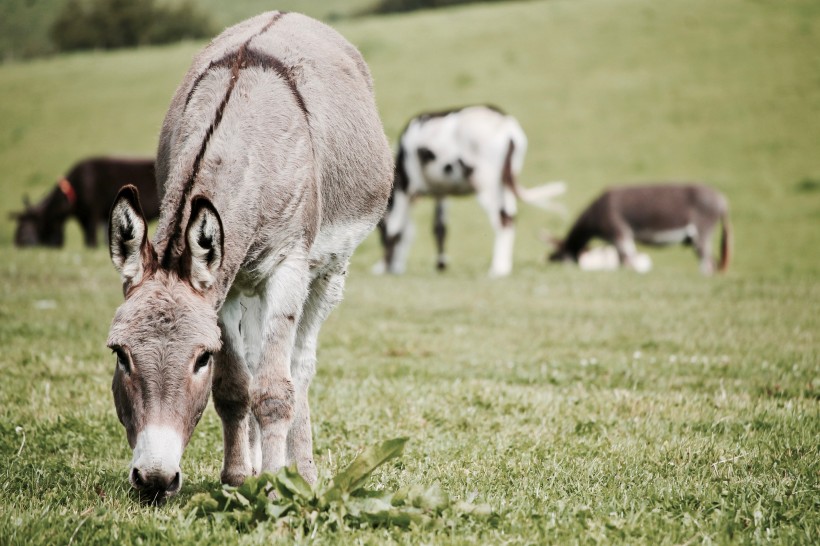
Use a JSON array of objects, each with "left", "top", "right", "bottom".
[
  {"left": 345, "top": 494, "right": 394, "bottom": 517},
  {"left": 236, "top": 475, "right": 260, "bottom": 499},
  {"left": 187, "top": 493, "right": 219, "bottom": 515},
  {"left": 414, "top": 483, "right": 449, "bottom": 512},
  {"left": 323, "top": 437, "right": 408, "bottom": 502},
  {"left": 275, "top": 465, "right": 315, "bottom": 501}
]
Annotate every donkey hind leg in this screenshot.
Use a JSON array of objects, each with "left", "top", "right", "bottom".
[
  {"left": 693, "top": 228, "right": 715, "bottom": 275},
  {"left": 213, "top": 294, "right": 255, "bottom": 485},
  {"left": 287, "top": 265, "right": 347, "bottom": 484},
  {"left": 251, "top": 256, "right": 311, "bottom": 475},
  {"left": 477, "top": 183, "right": 517, "bottom": 278},
  {"left": 433, "top": 198, "right": 448, "bottom": 271}
]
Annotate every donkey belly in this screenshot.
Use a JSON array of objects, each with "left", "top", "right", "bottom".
[
  {"left": 308, "top": 220, "right": 376, "bottom": 275},
  {"left": 635, "top": 224, "right": 697, "bottom": 246}
]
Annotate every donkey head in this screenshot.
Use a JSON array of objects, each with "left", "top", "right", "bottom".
[
  {"left": 106, "top": 185, "right": 224, "bottom": 503},
  {"left": 539, "top": 231, "right": 577, "bottom": 263}
]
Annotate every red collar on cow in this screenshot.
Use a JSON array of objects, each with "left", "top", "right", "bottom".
[{"left": 58, "top": 178, "right": 77, "bottom": 205}]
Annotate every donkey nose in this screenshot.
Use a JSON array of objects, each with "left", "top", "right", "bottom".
[{"left": 131, "top": 466, "right": 182, "bottom": 497}]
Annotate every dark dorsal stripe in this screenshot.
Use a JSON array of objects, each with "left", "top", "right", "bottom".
[
  {"left": 184, "top": 12, "right": 286, "bottom": 110},
  {"left": 163, "top": 12, "right": 314, "bottom": 269}
]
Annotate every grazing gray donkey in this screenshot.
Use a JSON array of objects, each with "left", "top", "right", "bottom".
[
  {"left": 105, "top": 11, "right": 392, "bottom": 502},
  {"left": 547, "top": 183, "right": 731, "bottom": 274}
]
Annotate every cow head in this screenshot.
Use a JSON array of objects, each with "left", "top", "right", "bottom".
[
  {"left": 10, "top": 194, "right": 66, "bottom": 247},
  {"left": 416, "top": 146, "right": 473, "bottom": 185}
]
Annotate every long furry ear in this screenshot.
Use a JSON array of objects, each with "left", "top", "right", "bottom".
[
  {"left": 184, "top": 195, "right": 223, "bottom": 293},
  {"left": 537, "top": 229, "right": 563, "bottom": 249},
  {"left": 109, "top": 185, "right": 155, "bottom": 295}
]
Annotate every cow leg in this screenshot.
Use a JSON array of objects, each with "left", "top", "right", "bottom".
[
  {"left": 375, "top": 188, "right": 414, "bottom": 275},
  {"left": 252, "top": 256, "right": 311, "bottom": 475},
  {"left": 433, "top": 198, "right": 448, "bottom": 271},
  {"left": 82, "top": 213, "right": 99, "bottom": 247},
  {"left": 213, "top": 294, "right": 254, "bottom": 485},
  {"left": 286, "top": 262, "right": 348, "bottom": 484},
  {"left": 477, "top": 183, "right": 517, "bottom": 278}
]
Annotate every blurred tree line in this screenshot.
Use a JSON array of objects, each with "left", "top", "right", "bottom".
[
  {"left": 50, "top": 0, "right": 215, "bottom": 52},
  {"left": 365, "top": 0, "right": 512, "bottom": 15}
]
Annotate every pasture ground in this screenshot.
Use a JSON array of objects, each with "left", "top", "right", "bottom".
[{"left": 0, "top": 0, "right": 818, "bottom": 543}]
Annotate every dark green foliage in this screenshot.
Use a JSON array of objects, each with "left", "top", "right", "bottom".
[
  {"left": 365, "top": 0, "right": 518, "bottom": 15},
  {"left": 49, "top": 0, "right": 215, "bottom": 52}
]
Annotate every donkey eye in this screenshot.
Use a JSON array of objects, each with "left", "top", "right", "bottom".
[
  {"left": 194, "top": 351, "right": 212, "bottom": 373},
  {"left": 113, "top": 348, "right": 131, "bottom": 374}
]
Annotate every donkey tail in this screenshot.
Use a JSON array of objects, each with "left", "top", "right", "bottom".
[{"left": 718, "top": 212, "right": 732, "bottom": 272}]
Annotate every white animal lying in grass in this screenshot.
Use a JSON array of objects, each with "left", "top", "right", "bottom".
[
  {"left": 577, "top": 245, "right": 652, "bottom": 273},
  {"left": 374, "top": 105, "right": 565, "bottom": 278}
]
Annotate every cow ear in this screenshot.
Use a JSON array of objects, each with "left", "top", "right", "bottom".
[
  {"left": 23, "top": 194, "right": 31, "bottom": 208},
  {"left": 184, "top": 196, "right": 223, "bottom": 293},
  {"left": 109, "top": 185, "right": 155, "bottom": 294}
]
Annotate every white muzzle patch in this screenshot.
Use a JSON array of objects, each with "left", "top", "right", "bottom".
[{"left": 130, "top": 425, "right": 184, "bottom": 483}]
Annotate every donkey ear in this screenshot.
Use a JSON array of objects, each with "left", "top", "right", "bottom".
[
  {"left": 109, "top": 185, "right": 155, "bottom": 293},
  {"left": 537, "top": 229, "right": 563, "bottom": 249},
  {"left": 23, "top": 194, "right": 31, "bottom": 208},
  {"left": 184, "top": 196, "right": 223, "bottom": 293}
]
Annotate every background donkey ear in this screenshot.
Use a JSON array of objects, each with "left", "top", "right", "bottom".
[
  {"left": 109, "top": 185, "right": 155, "bottom": 294},
  {"left": 184, "top": 196, "right": 223, "bottom": 293}
]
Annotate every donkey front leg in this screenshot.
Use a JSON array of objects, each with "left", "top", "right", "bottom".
[
  {"left": 251, "top": 258, "right": 311, "bottom": 474},
  {"left": 287, "top": 266, "right": 347, "bottom": 484},
  {"left": 213, "top": 294, "right": 254, "bottom": 485}
]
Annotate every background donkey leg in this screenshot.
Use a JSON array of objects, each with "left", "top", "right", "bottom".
[
  {"left": 287, "top": 264, "right": 347, "bottom": 484},
  {"left": 252, "top": 256, "right": 311, "bottom": 475},
  {"left": 213, "top": 294, "right": 254, "bottom": 485},
  {"left": 693, "top": 226, "right": 716, "bottom": 275}
]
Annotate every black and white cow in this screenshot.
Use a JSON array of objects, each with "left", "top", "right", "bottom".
[
  {"left": 548, "top": 183, "right": 731, "bottom": 274},
  {"left": 375, "top": 105, "right": 565, "bottom": 277}
]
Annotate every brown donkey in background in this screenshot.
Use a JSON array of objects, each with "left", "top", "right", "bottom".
[
  {"left": 548, "top": 183, "right": 731, "bottom": 274},
  {"left": 106, "top": 12, "right": 392, "bottom": 503}
]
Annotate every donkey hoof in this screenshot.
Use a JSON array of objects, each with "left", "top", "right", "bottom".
[{"left": 220, "top": 469, "right": 250, "bottom": 486}]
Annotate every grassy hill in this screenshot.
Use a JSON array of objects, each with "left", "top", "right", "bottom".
[
  {"left": 0, "top": 0, "right": 818, "bottom": 544},
  {"left": 0, "top": 0, "right": 377, "bottom": 61}
]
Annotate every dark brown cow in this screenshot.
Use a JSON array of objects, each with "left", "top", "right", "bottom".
[
  {"left": 11, "top": 157, "right": 159, "bottom": 248},
  {"left": 548, "top": 183, "right": 731, "bottom": 274}
]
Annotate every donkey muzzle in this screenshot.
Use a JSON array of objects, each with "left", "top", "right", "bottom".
[{"left": 129, "top": 425, "right": 184, "bottom": 502}]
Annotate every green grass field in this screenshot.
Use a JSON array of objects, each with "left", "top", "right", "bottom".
[{"left": 1, "top": 0, "right": 818, "bottom": 543}]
